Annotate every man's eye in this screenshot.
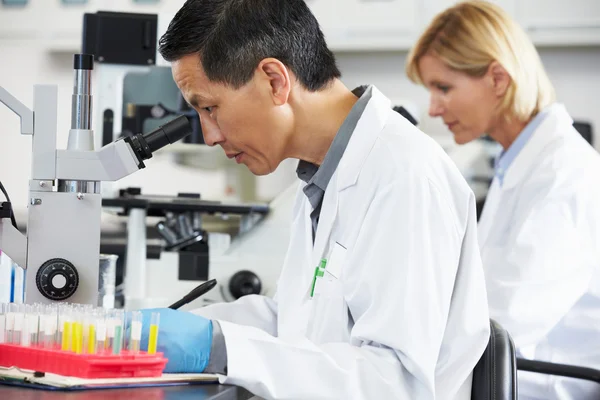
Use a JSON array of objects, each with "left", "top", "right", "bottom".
[
  {"left": 203, "top": 107, "right": 213, "bottom": 113},
  {"left": 437, "top": 84, "right": 450, "bottom": 93}
]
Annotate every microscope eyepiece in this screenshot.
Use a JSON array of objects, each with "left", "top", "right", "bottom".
[
  {"left": 125, "top": 115, "right": 192, "bottom": 166},
  {"left": 144, "top": 115, "right": 192, "bottom": 153},
  {"left": 74, "top": 54, "right": 94, "bottom": 70}
]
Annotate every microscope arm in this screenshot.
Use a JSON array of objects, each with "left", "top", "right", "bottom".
[
  {"left": 55, "top": 139, "right": 141, "bottom": 182},
  {"left": 55, "top": 113, "right": 192, "bottom": 182},
  {"left": 0, "top": 87, "right": 34, "bottom": 135}
]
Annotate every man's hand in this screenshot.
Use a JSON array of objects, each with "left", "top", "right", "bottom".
[{"left": 136, "top": 308, "right": 213, "bottom": 373}]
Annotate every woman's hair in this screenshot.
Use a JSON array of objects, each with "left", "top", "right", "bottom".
[{"left": 406, "top": 0, "right": 555, "bottom": 121}]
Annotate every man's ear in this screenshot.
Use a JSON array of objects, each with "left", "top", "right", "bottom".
[
  {"left": 488, "top": 61, "right": 511, "bottom": 98},
  {"left": 257, "top": 58, "right": 291, "bottom": 106}
]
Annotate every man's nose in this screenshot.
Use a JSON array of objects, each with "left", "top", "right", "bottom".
[{"left": 200, "top": 115, "right": 224, "bottom": 146}]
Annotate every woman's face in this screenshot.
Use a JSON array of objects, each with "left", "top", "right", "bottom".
[{"left": 418, "top": 54, "right": 500, "bottom": 144}]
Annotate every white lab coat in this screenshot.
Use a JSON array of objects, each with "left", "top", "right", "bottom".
[
  {"left": 479, "top": 104, "right": 600, "bottom": 400},
  {"left": 193, "top": 86, "right": 490, "bottom": 400}
]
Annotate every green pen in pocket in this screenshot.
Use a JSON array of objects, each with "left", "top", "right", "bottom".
[{"left": 310, "top": 259, "right": 327, "bottom": 298}]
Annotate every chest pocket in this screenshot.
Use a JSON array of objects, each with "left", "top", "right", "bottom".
[
  {"left": 306, "top": 243, "right": 351, "bottom": 343},
  {"left": 307, "top": 276, "right": 350, "bottom": 343}
]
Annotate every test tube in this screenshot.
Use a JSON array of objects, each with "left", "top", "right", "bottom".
[
  {"left": 72, "top": 310, "right": 83, "bottom": 354},
  {"left": 43, "top": 306, "right": 58, "bottom": 349},
  {"left": 61, "top": 307, "right": 72, "bottom": 351},
  {"left": 31, "top": 305, "right": 40, "bottom": 346},
  {"left": 106, "top": 310, "right": 115, "bottom": 353},
  {"left": 36, "top": 305, "right": 45, "bottom": 346},
  {"left": 148, "top": 312, "right": 159, "bottom": 355},
  {"left": 83, "top": 312, "right": 96, "bottom": 354},
  {"left": 111, "top": 310, "right": 124, "bottom": 355},
  {"left": 12, "top": 304, "right": 24, "bottom": 345},
  {"left": 5, "top": 304, "right": 16, "bottom": 344},
  {"left": 128, "top": 311, "right": 142, "bottom": 354},
  {"left": 0, "top": 303, "right": 6, "bottom": 344},
  {"left": 58, "top": 304, "right": 66, "bottom": 349},
  {"left": 95, "top": 311, "right": 107, "bottom": 354},
  {"left": 20, "top": 305, "right": 29, "bottom": 346},
  {"left": 22, "top": 304, "right": 39, "bottom": 346}
]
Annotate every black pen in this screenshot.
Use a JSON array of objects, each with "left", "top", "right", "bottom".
[{"left": 169, "top": 279, "right": 218, "bottom": 310}]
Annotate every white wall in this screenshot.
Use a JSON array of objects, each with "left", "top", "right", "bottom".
[{"left": 1, "top": 39, "right": 599, "bottom": 218}]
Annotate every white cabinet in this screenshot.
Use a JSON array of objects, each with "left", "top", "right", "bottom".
[
  {"left": 421, "top": 0, "right": 600, "bottom": 47},
  {"left": 516, "top": 0, "right": 600, "bottom": 46},
  {"left": 421, "top": 0, "right": 517, "bottom": 29},
  {"left": 312, "top": 0, "right": 421, "bottom": 51},
  {"left": 0, "top": 0, "right": 186, "bottom": 52},
  {"left": 1, "top": 0, "right": 599, "bottom": 52},
  {"left": 306, "top": 0, "right": 339, "bottom": 41},
  {"left": 0, "top": 0, "right": 43, "bottom": 39}
]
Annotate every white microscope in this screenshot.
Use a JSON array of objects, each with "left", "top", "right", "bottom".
[{"left": 0, "top": 54, "right": 192, "bottom": 306}]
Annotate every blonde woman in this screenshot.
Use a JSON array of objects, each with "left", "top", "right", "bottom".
[{"left": 406, "top": 1, "right": 600, "bottom": 399}]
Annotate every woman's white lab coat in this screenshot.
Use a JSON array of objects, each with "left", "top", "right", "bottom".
[
  {"left": 479, "top": 104, "right": 600, "bottom": 400},
  {"left": 193, "top": 86, "right": 490, "bottom": 400}
]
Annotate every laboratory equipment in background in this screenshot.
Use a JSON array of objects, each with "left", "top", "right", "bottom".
[
  {"left": 0, "top": 53, "right": 192, "bottom": 306},
  {"left": 98, "top": 254, "right": 118, "bottom": 309},
  {"left": 100, "top": 184, "right": 297, "bottom": 309}
]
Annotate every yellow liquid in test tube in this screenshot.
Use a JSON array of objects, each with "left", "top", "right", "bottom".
[
  {"left": 73, "top": 323, "right": 83, "bottom": 354},
  {"left": 61, "top": 322, "right": 71, "bottom": 351},
  {"left": 148, "top": 325, "right": 158, "bottom": 354},
  {"left": 87, "top": 325, "right": 96, "bottom": 354}
]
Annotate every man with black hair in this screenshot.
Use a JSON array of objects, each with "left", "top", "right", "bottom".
[{"left": 135, "top": 1, "right": 490, "bottom": 399}]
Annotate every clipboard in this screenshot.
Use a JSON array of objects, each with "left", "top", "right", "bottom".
[{"left": 0, "top": 366, "right": 219, "bottom": 391}]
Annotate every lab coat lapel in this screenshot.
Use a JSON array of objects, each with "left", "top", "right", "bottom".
[
  {"left": 501, "top": 104, "right": 571, "bottom": 190},
  {"left": 311, "top": 174, "right": 339, "bottom": 267},
  {"left": 479, "top": 104, "right": 572, "bottom": 248},
  {"left": 478, "top": 179, "right": 501, "bottom": 247},
  {"left": 308, "top": 86, "right": 389, "bottom": 266}
]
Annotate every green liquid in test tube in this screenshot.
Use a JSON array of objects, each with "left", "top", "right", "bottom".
[
  {"left": 111, "top": 310, "right": 124, "bottom": 355},
  {"left": 148, "top": 312, "right": 159, "bottom": 355},
  {"left": 113, "top": 325, "right": 122, "bottom": 354}
]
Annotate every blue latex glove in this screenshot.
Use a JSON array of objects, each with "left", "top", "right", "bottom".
[{"left": 136, "top": 308, "right": 213, "bottom": 373}]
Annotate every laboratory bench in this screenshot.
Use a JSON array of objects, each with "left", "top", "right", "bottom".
[{"left": 0, "top": 383, "right": 255, "bottom": 399}]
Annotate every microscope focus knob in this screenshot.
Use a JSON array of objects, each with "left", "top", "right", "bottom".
[
  {"left": 36, "top": 258, "right": 79, "bottom": 301},
  {"left": 229, "top": 270, "right": 262, "bottom": 299}
]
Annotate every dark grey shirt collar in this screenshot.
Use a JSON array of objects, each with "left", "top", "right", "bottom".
[{"left": 297, "top": 85, "right": 372, "bottom": 196}]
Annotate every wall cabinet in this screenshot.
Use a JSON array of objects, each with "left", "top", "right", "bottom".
[{"left": 1, "top": 0, "right": 598, "bottom": 52}]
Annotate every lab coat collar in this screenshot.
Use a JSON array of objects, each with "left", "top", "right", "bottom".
[
  {"left": 336, "top": 85, "right": 391, "bottom": 191},
  {"left": 310, "top": 85, "right": 391, "bottom": 266},
  {"left": 500, "top": 103, "right": 572, "bottom": 190}
]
